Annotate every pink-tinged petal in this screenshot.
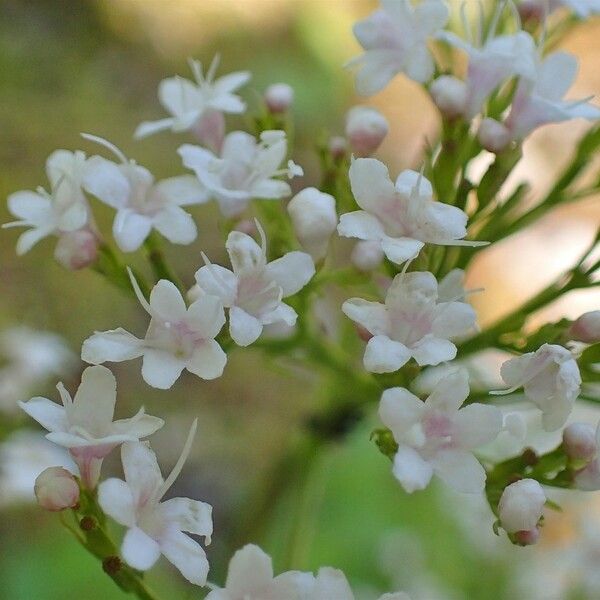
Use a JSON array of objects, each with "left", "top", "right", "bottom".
[
  {"left": 160, "top": 497, "right": 213, "bottom": 537},
  {"left": 225, "top": 544, "right": 274, "bottom": 596},
  {"left": 348, "top": 158, "right": 396, "bottom": 214},
  {"left": 70, "top": 365, "right": 117, "bottom": 434},
  {"left": 265, "top": 251, "right": 315, "bottom": 297},
  {"left": 97, "top": 478, "right": 136, "bottom": 527},
  {"left": 122, "top": 526, "right": 161, "bottom": 571},
  {"left": 152, "top": 175, "right": 209, "bottom": 207},
  {"left": 453, "top": 404, "right": 502, "bottom": 449},
  {"left": 342, "top": 298, "right": 389, "bottom": 336},
  {"left": 83, "top": 156, "right": 130, "bottom": 209},
  {"left": 381, "top": 236, "right": 424, "bottom": 264},
  {"left": 411, "top": 336, "right": 456, "bottom": 366},
  {"left": 432, "top": 301, "right": 477, "bottom": 338},
  {"left": 186, "top": 340, "right": 227, "bottom": 380},
  {"left": 81, "top": 328, "right": 144, "bottom": 365},
  {"left": 229, "top": 306, "right": 263, "bottom": 347},
  {"left": 70, "top": 450, "right": 105, "bottom": 489},
  {"left": 187, "top": 294, "right": 226, "bottom": 339},
  {"left": 425, "top": 369, "right": 470, "bottom": 413},
  {"left": 134, "top": 118, "right": 176, "bottom": 139},
  {"left": 392, "top": 445, "right": 433, "bottom": 493},
  {"left": 337, "top": 211, "right": 385, "bottom": 241},
  {"left": 112, "top": 209, "right": 153, "bottom": 253},
  {"left": 141, "top": 349, "right": 186, "bottom": 389},
  {"left": 364, "top": 335, "right": 411, "bottom": 373},
  {"left": 194, "top": 264, "right": 237, "bottom": 307},
  {"left": 379, "top": 387, "right": 425, "bottom": 435},
  {"left": 153, "top": 206, "right": 197, "bottom": 245},
  {"left": 150, "top": 279, "right": 187, "bottom": 322},
  {"left": 159, "top": 528, "right": 209, "bottom": 586},
  {"left": 121, "top": 442, "right": 163, "bottom": 505},
  {"left": 18, "top": 397, "right": 66, "bottom": 433},
  {"left": 431, "top": 448, "right": 486, "bottom": 493}
]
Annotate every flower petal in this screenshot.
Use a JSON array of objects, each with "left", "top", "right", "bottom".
[
  {"left": 379, "top": 387, "right": 425, "bottom": 435},
  {"left": 380, "top": 236, "right": 424, "bottom": 264},
  {"left": 392, "top": 445, "right": 433, "bottom": 493},
  {"left": 342, "top": 298, "right": 389, "bottom": 336},
  {"left": 122, "top": 526, "right": 161, "bottom": 571},
  {"left": 153, "top": 206, "right": 197, "bottom": 245},
  {"left": 81, "top": 328, "right": 144, "bottom": 364},
  {"left": 113, "top": 209, "right": 153, "bottom": 253},
  {"left": 225, "top": 544, "right": 274, "bottom": 597},
  {"left": 97, "top": 478, "right": 136, "bottom": 527},
  {"left": 337, "top": 211, "right": 385, "bottom": 241},
  {"left": 150, "top": 280, "right": 187, "bottom": 322},
  {"left": 152, "top": 175, "right": 209, "bottom": 206},
  {"left": 453, "top": 403, "right": 502, "bottom": 449},
  {"left": 265, "top": 251, "right": 315, "bottom": 297},
  {"left": 411, "top": 336, "right": 456, "bottom": 366},
  {"left": 160, "top": 497, "right": 213, "bottom": 537},
  {"left": 159, "top": 528, "right": 209, "bottom": 586},
  {"left": 186, "top": 340, "right": 227, "bottom": 380},
  {"left": 425, "top": 369, "right": 470, "bottom": 413},
  {"left": 70, "top": 365, "right": 117, "bottom": 433},
  {"left": 348, "top": 158, "right": 396, "bottom": 214},
  {"left": 18, "top": 397, "right": 66, "bottom": 433},
  {"left": 364, "top": 335, "right": 411, "bottom": 373},
  {"left": 186, "top": 294, "right": 226, "bottom": 339},
  {"left": 229, "top": 306, "right": 263, "bottom": 347},
  {"left": 83, "top": 156, "right": 130, "bottom": 209},
  {"left": 141, "top": 349, "right": 186, "bottom": 389},
  {"left": 121, "top": 441, "right": 163, "bottom": 503},
  {"left": 431, "top": 448, "right": 486, "bottom": 493},
  {"left": 194, "top": 264, "right": 238, "bottom": 307}
]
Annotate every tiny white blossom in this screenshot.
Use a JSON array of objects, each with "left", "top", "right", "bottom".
[
  {"left": 348, "top": 0, "right": 449, "bottom": 95},
  {"left": 82, "top": 135, "right": 207, "bottom": 253},
  {"left": 195, "top": 223, "right": 315, "bottom": 347},
  {"left": 379, "top": 370, "right": 502, "bottom": 493},
  {"left": 345, "top": 106, "right": 389, "bottom": 157},
  {"left": 338, "top": 159, "right": 485, "bottom": 266},
  {"left": 19, "top": 365, "right": 164, "bottom": 488},
  {"left": 82, "top": 270, "right": 227, "bottom": 389},
  {"left": 343, "top": 271, "right": 477, "bottom": 373},
  {"left": 492, "top": 344, "right": 581, "bottom": 431},
  {"left": 98, "top": 421, "right": 213, "bottom": 586},
  {"left": 134, "top": 55, "right": 250, "bottom": 139},
  {"left": 179, "top": 130, "right": 300, "bottom": 217},
  {"left": 498, "top": 478, "right": 546, "bottom": 538}
]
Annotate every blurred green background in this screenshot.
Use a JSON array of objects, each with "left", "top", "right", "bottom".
[{"left": 1, "top": 1, "right": 600, "bottom": 599}]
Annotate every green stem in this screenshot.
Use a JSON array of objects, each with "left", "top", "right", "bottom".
[{"left": 144, "top": 233, "right": 183, "bottom": 291}]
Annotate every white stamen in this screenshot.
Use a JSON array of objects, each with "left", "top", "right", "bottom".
[
  {"left": 81, "top": 133, "right": 128, "bottom": 165},
  {"left": 127, "top": 267, "right": 152, "bottom": 316}
]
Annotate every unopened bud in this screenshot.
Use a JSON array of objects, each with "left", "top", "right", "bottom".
[
  {"left": 563, "top": 422, "right": 597, "bottom": 461},
  {"left": 478, "top": 118, "right": 511, "bottom": 153},
  {"left": 264, "top": 83, "right": 294, "bottom": 113},
  {"left": 54, "top": 229, "right": 99, "bottom": 270},
  {"left": 234, "top": 219, "right": 257, "bottom": 235},
  {"left": 345, "top": 106, "right": 389, "bottom": 157},
  {"left": 287, "top": 187, "right": 337, "bottom": 261},
  {"left": 498, "top": 478, "right": 545, "bottom": 535},
  {"left": 513, "top": 528, "right": 541, "bottom": 546},
  {"left": 34, "top": 467, "right": 79, "bottom": 512},
  {"left": 429, "top": 75, "right": 467, "bottom": 119},
  {"left": 328, "top": 136, "right": 348, "bottom": 160},
  {"left": 569, "top": 310, "right": 600, "bottom": 343},
  {"left": 351, "top": 240, "right": 384, "bottom": 271}
]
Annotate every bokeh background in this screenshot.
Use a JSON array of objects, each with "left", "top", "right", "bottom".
[{"left": 1, "top": 1, "right": 599, "bottom": 598}]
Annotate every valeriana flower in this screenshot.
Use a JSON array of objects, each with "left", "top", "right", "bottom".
[
  {"left": 492, "top": 344, "right": 581, "bottom": 432},
  {"left": 4, "top": 150, "right": 90, "bottom": 255},
  {"left": 498, "top": 478, "right": 546, "bottom": 545},
  {"left": 179, "top": 130, "right": 302, "bottom": 217},
  {"left": 82, "top": 270, "right": 227, "bottom": 389},
  {"left": 504, "top": 51, "right": 600, "bottom": 140},
  {"left": 342, "top": 271, "right": 477, "bottom": 373},
  {"left": 348, "top": 0, "right": 449, "bottom": 95},
  {"left": 195, "top": 223, "right": 315, "bottom": 347},
  {"left": 98, "top": 421, "right": 213, "bottom": 586},
  {"left": 82, "top": 135, "right": 207, "bottom": 252},
  {"left": 338, "top": 159, "right": 485, "bottom": 265},
  {"left": 134, "top": 55, "right": 250, "bottom": 139},
  {"left": 18, "top": 365, "right": 164, "bottom": 488},
  {"left": 206, "top": 544, "right": 310, "bottom": 600},
  {"left": 379, "top": 370, "right": 502, "bottom": 493}
]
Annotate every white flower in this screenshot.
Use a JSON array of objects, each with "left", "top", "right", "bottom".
[
  {"left": 98, "top": 421, "right": 213, "bottom": 586},
  {"left": 338, "top": 159, "right": 485, "bottom": 265},
  {"left": 4, "top": 150, "right": 90, "bottom": 255},
  {"left": 345, "top": 106, "right": 389, "bottom": 157},
  {"left": 498, "top": 478, "right": 546, "bottom": 535},
  {"left": 34, "top": 466, "right": 80, "bottom": 512},
  {"left": 287, "top": 187, "right": 337, "bottom": 261},
  {"left": 492, "top": 344, "right": 581, "bottom": 431},
  {"left": 179, "top": 130, "right": 301, "bottom": 217},
  {"left": 82, "top": 135, "right": 207, "bottom": 252},
  {"left": 379, "top": 370, "right": 502, "bottom": 493},
  {"left": 134, "top": 55, "right": 250, "bottom": 139},
  {"left": 195, "top": 223, "right": 315, "bottom": 347},
  {"left": 505, "top": 51, "right": 600, "bottom": 139},
  {"left": 348, "top": 0, "right": 449, "bottom": 95},
  {"left": 206, "top": 544, "right": 310, "bottom": 600},
  {"left": 19, "top": 365, "right": 164, "bottom": 488},
  {"left": 264, "top": 83, "right": 294, "bottom": 113},
  {"left": 82, "top": 270, "right": 227, "bottom": 389},
  {"left": 343, "top": 271, "right": 477, "bottom": 373}
]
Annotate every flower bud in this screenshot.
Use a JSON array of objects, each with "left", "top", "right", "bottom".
[
  {"left": 287, "top": 187, "right": 337, "bottom": 261},
  {"left": 517, "top": 0, "right": 547, "bottom": 21},
  {"left": 498, "top": 478, "right": 545, "bottom": 534},
  {"left": 429, "top": 75, "right": 467, "bottom": 119},
  {"left": 54, "top": 229, "right": 99, "bottom": 270},
  {"left": 351, "top": 240, "right": 384, "bottom": 271},
  {"left": 328, "top": 136, "right": 348, "bottom": 160},
  {"left": 191, "top": 109, "right": 225, "bottom": 153},
  {"left": 563, "top": 422, "right": 597, "bottom": 461},
  {"left": 569, "top": 310, "right": 600, "bottom": 343},
  {"left": 478, "top": 118, "right": 511, "bottom": 153},
  {"left": 345, "top": 106, "right": 389, "bottom": 157},
  {"left": 34, "top": 467, "right": 79, "bottom": 511},
  {"left": 264, "top": 83, "right": 294, "bottom": 113},
  {"left": 513, "top": 528, "right": 540, "bottom": 546}
]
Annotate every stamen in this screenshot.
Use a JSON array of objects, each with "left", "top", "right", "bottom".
[
  {"left": 460, "top": 1, "right": 473, "bottom": 46},
  {"left": 188, "top": 58, "right": 204, "bottom": 85},
  {"left": 81, "top": 133, "right": 128, "bottom": 165},
  {"left": 206, "top": 53, "right": 221, "bottom": 84},
  {"left": 254, "top": 219, "right": 268, "bottom": 262},
  {"left": 127, "top": 267, "right": 152, "bottom": 316},
  {"left": 56, "top": 382, "right": 73, "bottom": 408}
]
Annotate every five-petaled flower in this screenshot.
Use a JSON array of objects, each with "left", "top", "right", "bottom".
[{"left": 19, "top": 365, "right": 164, "bottom": 488}]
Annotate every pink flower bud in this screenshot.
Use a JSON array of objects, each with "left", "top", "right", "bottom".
[
  {"left": 264, "top": 83, "right": 294, "bottom": 113},
  {"left": 328, "top": 136, "right": 348, "bottom": 160},
  {"left": 34, "top": 467, "right": 79, "bottom": 511},
  {"left": 54, "top": 229, "right": 99, "bottom": 270},
  {"left": 517, "top": 0, "right": 547, "bottom": 21},
  {"left": 563, "top": 423, "right": 597, "bottom": 461},
  {"left": 478, "top": 118, "right": 511, "bottom": 153},
  {"left": 351, "top": 240, "right": 384, "bottom": 271},
  {"left": 345, "top": 106, "right": 389, "bottom": 157},
  {"left": 430, "top": 75, "right": 467, "bottom": 119},
  {"left": 191, "top": 109, "right": 225, "bottom": 153},
  {"left": 569, "top": 310, "right": 600, "bottom": 343},
  {"left": 498, "top": 478, "right": 545, "bottom": 534},
  {"left": 513, "top": 528, "right": 541, "bottom": 546}
]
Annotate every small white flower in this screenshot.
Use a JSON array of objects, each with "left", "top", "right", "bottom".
[
  {"left": 348, "top": 0, "right": 449, "bottom": 95},
  {"left": 338, "top": 159, "right": 485, "bottom": 266},
  {"left": 134, "top": 55, "right": 250, "bottom": 139},
  {"left": 19, "top": 365, "right": 164, "bottom": 488},
  {"left": 345, "top": 106, "right": 389, "bottom": 157},
  {"left": 264, "top": 83, "right": 294, "bottom": 113},
  {"left": 179, "top": 130, "right": 300, "bottom": 217},
  {"left": 492, "top": 344, "right": 581, "bottom": 431},
  {"left": 206, "top": 544, "right": 310, "bottom": 600},
  {"left": 379, "top": 370, "right": 502, "bottom": 493},
  {"left": 343, "top": 271, "right": 477, "bottom": 373},
  {"left": 98, "top": 421, "right": 213, "bottom": 586},
  {"left": 195, "top": 223, "right": 315, "bottom": 347},
  {"left": 82, "top": 270, "right": 227, "bottom": 389},
  {"left": 498, "top": 478, "right": 546, "bottom": 536},
  {"left": 82, "top": 135, "right": 207, "bottom": 253}
]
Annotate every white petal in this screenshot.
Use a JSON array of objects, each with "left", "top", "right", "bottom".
[
  {"left": 16, "top": 227, "right": 53, "bottom": 255},
  {"left": 83, "top": 156, "right": 130, "bottom": 209},
  {"left": 121, "top": 441, "right": 163, "bottom": 503},
  {"left": 194, "top": 264, "right": 238, "bottom": 307},
  {"left": 159, "top": 528, "right": 209, "bottom": 587},
  {"left": 226, "top": 231, "right": 264, "bottom": 274},
  {"left": 411, "top": 336, "right": 456, "bottom": 366},
  {"left": 112, "top": 409, "right": 164, "bottom": 439},
  {"left": 97, "top": 478, "right": 136, "bottom": 527},
  {"left": 229, "top": 306, "right": 263, "bottom": 346},
  {"left": 152, "top": 206, "right": 197, "bottom": 245},
  {"left": 152, "top": 175, "right": 209, "bottom": 206},
  {"left": 354, "top": 50, "right": 403, "bottom": 96},
  {"left": 341, "top": 298, "right": 389, "bottom": 336},
  {"left": 160, "top": 497, "right": 213, "bottom": 537},
  {"left": 431, "top": 449, "right": 486, "bottom": 493},
  {"left": 394, "top": 169, "right": 433, "bottom": 197},
  {"left": 337, "top": 211, "right": 385, "bottom": 241},
  {"left": 18, "top": 397, "right": 66, "bottom": 432},
  {"left": 261, "top": 302, "right": 297, "bottom": 326},
  {"left": 81, "top": 328, "right": 144, "bottom": 364},
  {"left": 425, "top": 369, "right": 470, "bottom": 413},
  {"left": 113, "top": 209, "right": 153, "bottom": 253},
  {"left": 158, "top": 76, "right": 201, "bottom": 117},
  {"left": 453, "top": 404, "right": 502, "bottom": 449},
  {"left": 122, "top": 527, "right": 161, "bottom": 571},
  {"left": 186, "top": 294, "right": 226, "bottom": 339},
  {"left": 7, "top": 190, "right": 52, "bottom": 222},
  {"left": 265, "top": 251, "right": 315, "bottom": 297},
  {"left": 225, "top": 544, "right": 274, "bottom": 596},
  {"left": 70, "top": 365, "right": 117, "bottom": 432},
  {"left": 404, "top": 43, "right": 435, "bottom": 83},
  {"left": 379, "top": 387, "right": 425, "bottom": 435},
  {"left": 213, "top": 71, "right": 251, "bottom": 95},
  {"left": 150, "top": 279, "right": 187, "bottom": 321},
  {"left": 537, "top": 52, "right": 577, "bottom": 100},
  {"left": 134, "top": 118, "right": 176, "bottom": 139},
  {"left": 186, "top": 340, "right": 227, "bottom": 380},
  {"left": 364, "top": 335, "right": 411, "bottom": 373},
  {"left": 348, "top": 158, "right": 396, "bottom": 214},
  {"left": 251, "top": 179, "right": 291, "bottom": 199},
  {"left": 141, "top": 349, "right": 186, "bottom": 389},
  {"left": 380, "top": 236, "right": 424, "bottom": 264},
  {"left": 311, "top": 567, "right": 354, "bottom": 600},
  {"left": 392, "top": 445, "right": 433, "bottom": 493}
]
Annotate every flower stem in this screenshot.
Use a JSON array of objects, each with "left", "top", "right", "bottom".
[{"left": 144, "top": 232, "right": 183, "bottom": 291}]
